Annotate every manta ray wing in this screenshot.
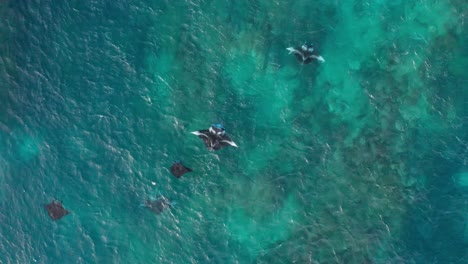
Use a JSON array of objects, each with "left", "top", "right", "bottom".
[
  {"left": 286, "top": 47, "right": 297, "bottom": 54},
  {"left": 220, "top": 135, "right": 238, "bottom": 147},
  {"left": 180, "top": 166, "right": 192, "bottom": 173},
  {"left": 191, "top": 130, "right": 213, "bottom": 148},
  {"left": 191, "top": 130, "right": 210, "bottom": 138},
  {"left": 311, "top": 55, "right": 325, "bottom": 62}
]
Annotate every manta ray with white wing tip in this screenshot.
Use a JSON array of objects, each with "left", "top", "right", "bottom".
[
  {"left": 287, "top": 43, "right": 325, "bottom": 64},
  {"left": 191, "top": 123, "right": 238, "bottom": 151}
]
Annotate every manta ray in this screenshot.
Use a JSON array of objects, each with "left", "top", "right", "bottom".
[
  {"left": 144, "top": 196, "right": 171, "bottom": 214},
  {"left": 45, "top": 200, "right": 69, "bottom": 220},
  {"left": 287, "top": 43, "right": 325, "bottom": 64},
  {"left": 191, "top": 123, "right": 238, "bottom": 151},
  {"left": 170, "top": 161, "right": 192, "bottom": 178}
]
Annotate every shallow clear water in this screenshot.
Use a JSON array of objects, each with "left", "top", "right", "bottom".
[{"left": 0, "top": 0, "right": 467, "bottom": 263}]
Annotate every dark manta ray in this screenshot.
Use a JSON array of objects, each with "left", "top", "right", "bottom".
[
  {"left": 191, "top": 123, "right": 238, "bottom": 151},
  {"left": 287, "top": 43, "right": 325, "bottom": 64},
  {"left": 144, "top": 197, "right": 171, "bottom": 214},
  {"left": 170, "top": 161, "right": 192, "bottom": 178},
  {"left": 45, "top": 200, "right": 69, "bottom": 220}
]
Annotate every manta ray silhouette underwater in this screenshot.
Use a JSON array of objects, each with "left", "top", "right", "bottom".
[
  {"left": 45, "top": 200, "right": 69, "bottom": 221},
  {"left": 45, "top": 45, "right": 322, "bottom": 218},
  {"left": 144, "top": 196, "right": 172, "bottom": 215},
  {"left": 170, "top": 161, "right": 192, "bottom": 178}
]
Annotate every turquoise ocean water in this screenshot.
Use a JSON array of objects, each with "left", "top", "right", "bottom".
[{"left": 0, "top": 0, "right": 466, "bottom": 263}]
